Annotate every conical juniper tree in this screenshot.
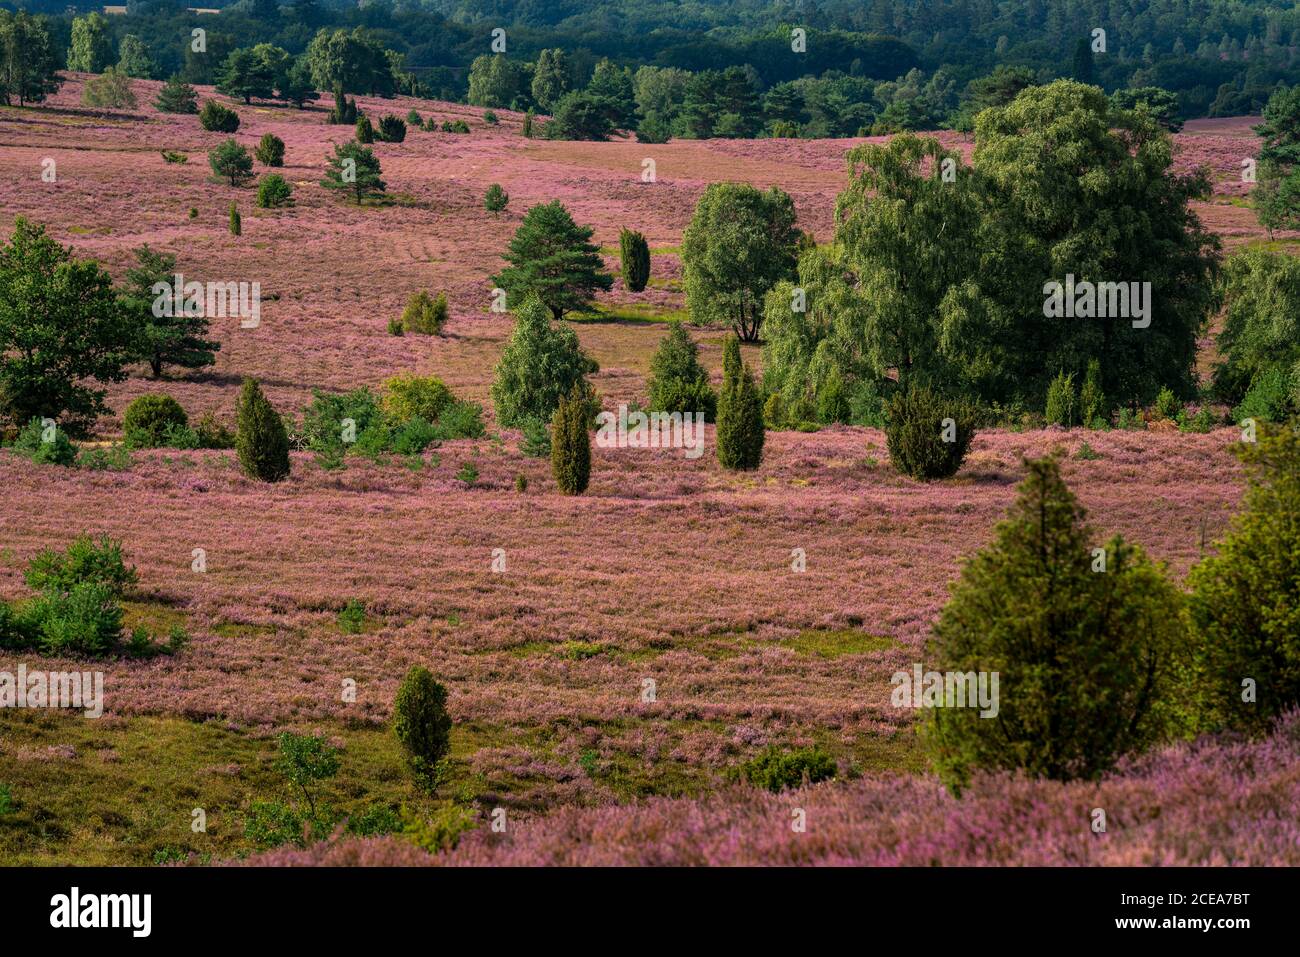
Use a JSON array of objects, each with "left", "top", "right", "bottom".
[{"left": 922, "top": 455, "right": 1191, "bottom": 792}]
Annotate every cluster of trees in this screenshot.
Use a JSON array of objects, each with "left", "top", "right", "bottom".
[
  {"left": 755, "top": 81, "right": 1220, "bottom": 429},
  {"left": 12, "top": 2, "right": 1300, "bottom": 133},
  {"left": 0, "top": 218, "right": 224, "bottom": 436},
  {"left": 0, "top": 10, "right": 62, "bottom": 106},
  {"left": 1252, "top": 84, "right": 1300, "bottom": 242}
]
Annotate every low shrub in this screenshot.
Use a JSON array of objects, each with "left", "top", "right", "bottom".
[
  {"left": 337, "top": 599, "right": 366, "bottom": 634},
  {"left": 375, "top": 115, "right": 406, "bottom": 143},
  {"left": 122, "top": 394, "right": 188, "bottom": 448},
  {"left": 25, "top": 534, "right": 138, "bottom": 598},
  {"left": 883, "top": 386, "right": 976, "bottom": 480},
  {"left": 381, "top": 375, "right": 454, "bottom": 424},
  {"left": 256, "top": 174, "right": 294, "bottom": 209},
  {"left": 13, "top": 417, "right": 77, "bottom": 466},
  {"left": 254, "top": 133, "right": 285, "bottom": 166},
  {"left": 732, "top": 746, "right": 837, "bottom": 793},
  {"left": 195, "top": 412, "right": 236, "bottom": 449},
  {"left": 199, "top": 100, "right": 239, "bottom": 133},
  {"left": 398, "top": 291, "right": 448, "bottom": 335}
]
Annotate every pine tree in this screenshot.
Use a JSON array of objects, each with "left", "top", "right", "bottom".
[
  {"left": 619, "top": 228, "right": 651, "bottom": 292},
  {"left": 121, "top": 245, "right": 220, "bottom": 378},
  {"left": 484, "top": 183, "right": 509, "bottom": 214},
  {"left": 551, "top": 384, "right": 591, "bottom": 494},
  {"left": 154, "top": 75, "right": 198, "bottom": 114},
  {"left": 236, "top": 377, "right": 290, "bottom": 482},
  {"left": 321, "top": 142, "right": 385, "bottom": 205},
  {"left": 491, "top": 201, "right": 612, "bottom": 319},
  {"left": 716, "top": 336, "right": 765, "bottom": 469},
  {"left": 209, "top": 139, "right": 252, "bottom": 186}
]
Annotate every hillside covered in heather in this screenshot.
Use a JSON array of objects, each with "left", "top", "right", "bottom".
[{"left": 1, "top": 26, "right": 1298, "bottom": 871}]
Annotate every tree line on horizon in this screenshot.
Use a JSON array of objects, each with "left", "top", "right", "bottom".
[{"left": 7, "top": 0, "right": 1300, "bottom": 126}]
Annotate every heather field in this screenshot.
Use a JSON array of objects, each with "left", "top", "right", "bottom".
[{"left": 0, "top": 76, "right": 1294, "bottom": 869}]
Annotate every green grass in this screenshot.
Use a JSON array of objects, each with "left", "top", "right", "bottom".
[
  {"left": 0, "top": 710, "right": 518, "bottom": 865},
  {"left": 0, "top": 687, "right": 924, "bottom": 864},
  {"left": 570, "top": 302, "right": 691, "bottom": 325},
  {"left": 777, "top": 628, "right": 902, "bottom": 659}
]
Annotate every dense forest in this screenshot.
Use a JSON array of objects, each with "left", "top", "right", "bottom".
[{"left": 4, "top": 0, "right": 1299, "bottom": 126}]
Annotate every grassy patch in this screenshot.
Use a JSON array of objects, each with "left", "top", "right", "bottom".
[
  {"left": 777, "top": 629, "right": 901, "bottom": 659},
  {"left": 571, "top": 302, "right": 690, "bottom": 325}
]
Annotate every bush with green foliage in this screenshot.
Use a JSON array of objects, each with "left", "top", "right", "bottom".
[
  {"left": 81, "top": 67, "right": 136, "bottom": 109},
  {"left": 399, "top": 291, "right": 448, "bottom": 335},
  {"left": 25, "top": 534, "right": 137, "bottom": 598},
  {"left": 24, "top": 582, "right": 124, "bottom": 657},
  {"left": 355, "top": 114, "right": 374, "bottom": 143},
  {"left": 519, "top": 417, "right": 551, "bottom": 457},
  {"left": 816, "top": 366, "right": 851, "bottom": 424},
  {"left": 375, "top": 115, "right": 406, "bottom": 142},
  {"left": 732, "top": 746, "right": 837, "bottom": 792},
  {"left": 551, "top": 384, "right": 592, "bottom": 494},
  {"left": 198, "top": 99, "right": 239, "bottom": 133},
  {"left": 228, "top": 202, "right": 241, "bottom": 235},
  {"left": 645, "top": 321, "right": 716, "bottom": 421},
  {"left": 337, "top": 599, "right": 366, "bottom": 634},
  {"left": 122, "top": 393, "right": 187, "bottom": 447},
  {"left": 922, "top": 456, "right": 1193, "bottom": 791},
  {"left": 301, "top": 379, "right": 482, "bottom": 466},
  {"left": 483, "top": 109, "right": 499, "bottom": 125},
  {"left": 484, "top": 183, "right": 508, "bottom": 213},
  {"left": 491, "top": 294, "right": 598, "bottom": 428},
  {"left": 327, "top": 86, "right": 357, "bottom": 125},
  {"left": 406, "top": 109, "right": 422, "bottom": 126},
  {"left": 883, "top": 386, "right": 975, "bottom": 480},
  {"left": 393, "top": 666, "right": 453, "bottom": 789},
  {"left": 1233, "top": 366, "right": 1296, "bottom": 424},
  {"left": 236, "top": 377, "right": 290, "bottom": 482},
  {"left": 161, "top": 150, "right": 187, "bottom": 164},
  {"left": 381, "top": 374, "right": 453, "bottom": 424},
  {"left": 256, "top": 174, "right": 294, "bottom": 209},
  {"left": 1044, "top": 371, "right": 1077, "bottom": 427},
  {"left": 10, "top": 535, "right": 181, "bottom": 658},
  {"left": 12, "top": 417, "right": 77, "bottom": 466},
  {"left": 254, "top": 133, "right": 285, "bottom": 166},
  {"left": 716, "top": 337, "right": 765, "bottom": 469},
  {"left": 441, "top": 119, "right": 470, "bottom": 133},
  {"left": 619, "top": 228, "right": 651, "bottom": 292},
  {"left": 1187, "top": 423, "right": 1300, "bottom": 733}
]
